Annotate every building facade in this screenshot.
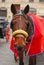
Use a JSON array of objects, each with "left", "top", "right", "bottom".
[{"left": 0, "top": 0, "right": 44, "bottom": 19}]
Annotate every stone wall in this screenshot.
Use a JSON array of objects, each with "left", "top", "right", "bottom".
[{"left": 0, "top": 0, "right": 44, "bottom": 19}]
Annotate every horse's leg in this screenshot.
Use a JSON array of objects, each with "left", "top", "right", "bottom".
[
  {"left": 14, "top": 53, "right": 18, "bottom": 62},
  {"left": 29, "top": 56, "right": 36, "bottom": 65},
  {"left": 19, "top": 51, "right": 24, "bottom": 65}
]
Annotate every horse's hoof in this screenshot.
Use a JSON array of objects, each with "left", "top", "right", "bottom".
[{"left": 19, "top": 62, "right": 24, "bottom": 65}]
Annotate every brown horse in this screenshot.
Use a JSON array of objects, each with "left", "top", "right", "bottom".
[{"left": 10, "top": 4, "right": 36, "bottom": 65}]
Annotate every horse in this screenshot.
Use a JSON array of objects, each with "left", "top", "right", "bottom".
[{"left": 10, "top": 4, "right": 36, "bottom": 65}]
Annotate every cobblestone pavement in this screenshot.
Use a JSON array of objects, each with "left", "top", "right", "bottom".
[{"left": 0, "top": 39, "right": 44, "bottom": 65}]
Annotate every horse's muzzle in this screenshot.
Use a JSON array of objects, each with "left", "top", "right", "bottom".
[{"left": 14, "top": 43, "right": 26, "bottom": 53}]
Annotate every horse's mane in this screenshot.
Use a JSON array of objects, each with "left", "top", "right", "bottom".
[{"left": 27, "top": 15, "right": 34, "bottom": 37}]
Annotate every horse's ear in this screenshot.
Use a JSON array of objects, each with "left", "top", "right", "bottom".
[
  {"left": 24, "top": 5, "right": 30, "bottom": 14},
  {"left": 11, "top": 4, "right": 17, "bottom": 14}
]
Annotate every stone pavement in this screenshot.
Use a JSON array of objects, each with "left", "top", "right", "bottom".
[{"left": 0, "top": 39, "right": 44, "bottom": 65}]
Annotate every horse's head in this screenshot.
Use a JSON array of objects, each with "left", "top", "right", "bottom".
[{"left": 10, "top": 4, "right": 34, "bottom": 52}]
